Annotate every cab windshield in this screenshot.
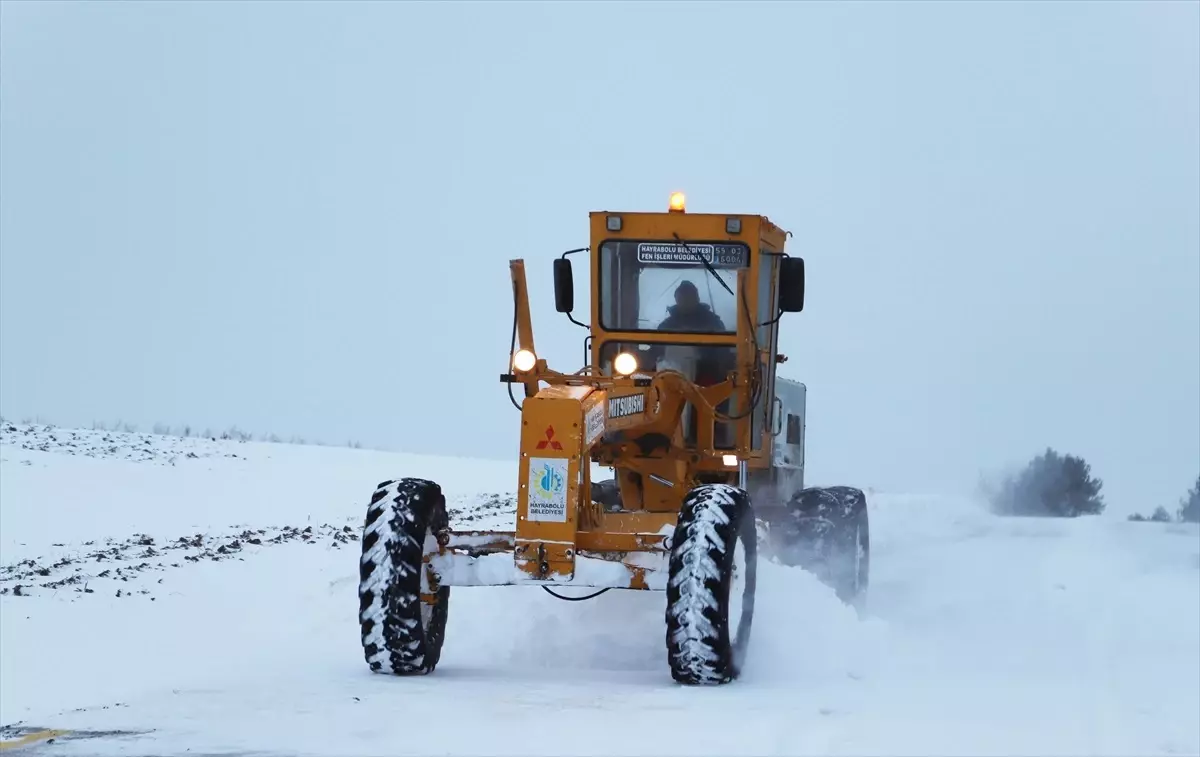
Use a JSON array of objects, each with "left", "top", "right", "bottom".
[{"left": 599, "top": 240, "right": 749, "bottom": 334}]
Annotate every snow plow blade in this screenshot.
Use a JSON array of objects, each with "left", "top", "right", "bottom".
[{"left": 425, "top": 527, "right": 671, "bottom": 591}]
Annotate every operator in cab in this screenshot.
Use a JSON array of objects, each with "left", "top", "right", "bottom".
[
  {"left": 643, "top": 279, "right": 735, "bottom": 448},
  {"left": 655, "top": 280, "right": 726, "bottom": 333},
  {"left": 644, "top": 280, "right": 733, "bottom": 386}
]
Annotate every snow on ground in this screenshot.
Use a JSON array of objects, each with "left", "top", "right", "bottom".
[{"left": 1, "top": 422, "right": 1197, "bottom": 756}]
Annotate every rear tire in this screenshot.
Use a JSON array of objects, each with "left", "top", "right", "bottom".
[
  {"left": 665, "top": 483, "right": 757, "bottom": 685},
  {"left": 770, "top": 485, "right": 869, "bottom": 608},
  {"left": 358, "top": 477, "right": 450, "bottom": 675}
]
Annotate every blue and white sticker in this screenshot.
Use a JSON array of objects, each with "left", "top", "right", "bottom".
[{"left": 528, "top": 457, "right": 569, "bottom": 522}]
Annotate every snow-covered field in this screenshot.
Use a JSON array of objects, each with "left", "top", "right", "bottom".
[{"left": 1, "top": 422, "right": 1197, "bottom": 756}]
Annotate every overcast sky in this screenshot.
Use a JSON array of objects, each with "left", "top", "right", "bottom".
[{"left": 1, "top": 1, "right": 1197, "bottom": 515}]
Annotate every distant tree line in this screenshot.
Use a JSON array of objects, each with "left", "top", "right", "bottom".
[
  {"left": 984, "top": 448, "right": 1197, "bottom": 524},
  {"left": 1127, "top": 474, "right": 1199, "bottom": 524}
]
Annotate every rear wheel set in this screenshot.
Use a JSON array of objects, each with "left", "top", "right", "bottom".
[{"left": 764, "top": 485, "right": 870, "bottom": 608}]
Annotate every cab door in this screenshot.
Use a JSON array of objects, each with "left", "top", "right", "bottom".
[{"left": 750, "top": 250, "right": 781, "bottom": 458}]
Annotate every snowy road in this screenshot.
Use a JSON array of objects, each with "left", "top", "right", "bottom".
[{"left": 2, "top": 424, "right": 1197, "bottom": 756}]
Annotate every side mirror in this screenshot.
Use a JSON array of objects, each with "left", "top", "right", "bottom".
[
  {"left": 553, "top": 258, "right": 574, "bottom": 313},
  {"left": 778, "top": 257, "right": 805, "bottom": 312}
]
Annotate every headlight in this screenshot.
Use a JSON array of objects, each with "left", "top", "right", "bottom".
[
  {"left": 513, "top": 349, "right": 536, "bottom": 372},
  {"left": 613, "top": 351, "right": 638, "bottom": 376}
]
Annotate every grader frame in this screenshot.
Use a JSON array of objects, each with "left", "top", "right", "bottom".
[{"left": 356, "top": 194, "right": 855, "bottom": 686}]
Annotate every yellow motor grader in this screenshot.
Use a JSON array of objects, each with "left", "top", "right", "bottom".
[{"left": 357, "top": 193, "right": 869, "bottom": 685}]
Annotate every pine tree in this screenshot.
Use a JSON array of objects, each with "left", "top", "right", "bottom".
[
  {"left": 1178, "top": 475, "right": 1200, "bottom": 523},
  {"left": 989, "top": 447, "right": 1105, "bottom": 517}
]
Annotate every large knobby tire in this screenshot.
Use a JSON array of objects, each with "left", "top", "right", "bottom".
[
  {"left": 665, "top": 483, "right": 757, "bottom": 685},
  {"left": 358, "top": 477, "right": 450, "bottom": 675},
  {"left": 771, "top": 485, "right": 869, "bottom": 608}
]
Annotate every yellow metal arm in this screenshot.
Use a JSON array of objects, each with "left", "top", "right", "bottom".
[{"left": 509, "top": 259, "right": 538, "bottom": 398}]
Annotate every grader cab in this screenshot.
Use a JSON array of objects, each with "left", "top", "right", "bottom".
[{"left": 357, "top": 193, "right": 869, "bottom": 685}]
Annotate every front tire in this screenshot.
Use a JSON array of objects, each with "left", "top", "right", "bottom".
[
  {"left": 358, "top": 477, "right": 450, "bottom": 675},
  {"left": 665, "top": 484, "right": 757, "bottom": 685}
]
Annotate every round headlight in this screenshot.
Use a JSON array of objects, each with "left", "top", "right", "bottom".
[
  {"left": 613, "top": 351, "right": 638, "bottom": 376},
  {"left": 513, "top": 349, "right": 536, "bottom": 372}
]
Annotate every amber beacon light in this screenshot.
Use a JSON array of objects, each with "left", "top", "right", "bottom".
[{"left": 668, "top": 191, "right": 686, "bottom": 213}]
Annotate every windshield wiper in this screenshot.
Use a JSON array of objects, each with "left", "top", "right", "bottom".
[{"left": 671, "top": 233, "right": 734, "bottom": 297}]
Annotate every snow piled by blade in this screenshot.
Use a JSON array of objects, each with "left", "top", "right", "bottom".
[{"left": 2, "top": 422, "right": 1198, "bottom": 757}]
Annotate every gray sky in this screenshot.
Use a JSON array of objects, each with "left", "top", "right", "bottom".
[{"left": 2, "top": 1, "right": 1197, "bottom": 515}]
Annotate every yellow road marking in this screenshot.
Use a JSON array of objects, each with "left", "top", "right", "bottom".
[{"left": 0, "top": 730, "right": 68, "bottom": 751}]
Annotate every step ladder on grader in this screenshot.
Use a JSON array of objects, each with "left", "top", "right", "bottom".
[{"left": 357, "top": 192, "right": 869, "bottom": 685}]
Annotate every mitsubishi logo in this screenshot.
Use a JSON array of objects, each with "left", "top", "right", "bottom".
[{"left": 535, "top": 425, "right": 563, "bottom": 450}]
